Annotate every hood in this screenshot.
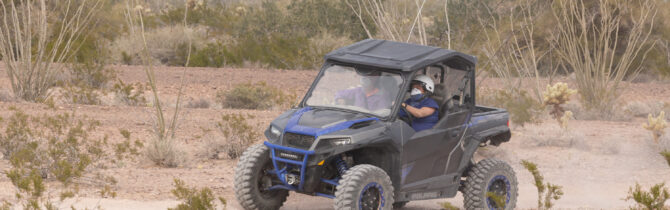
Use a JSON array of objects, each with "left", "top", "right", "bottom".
[{"left": 277, "top": 107, "right": 379, "bottom": 137}]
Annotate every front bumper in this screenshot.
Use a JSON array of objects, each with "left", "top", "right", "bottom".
[{"left": 264, "top": 141, "right": 337, "bottom": 198}]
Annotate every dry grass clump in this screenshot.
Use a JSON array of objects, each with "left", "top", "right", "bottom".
[
  {"left": 145, "top": 137, "right": 187, "bottom": 167},
  {"left": 169, "top": 179, "right": 226, "bottom": 210},
  {"left": 624, "top": 101, "right": 670, "bottom": 118},
  {"left": 205, "top": 114, "right": 259, "bottom": 159},
  {"left": 626, "top": 183, "right": 669, "bottom": 210},
  {"left": 217, "top": 82, "right": 297, "bottom": 110},
  {"left": 642, "top": 111, "right": 667, "bottom": 143},
  {"left": 186, "top": 98, "right": 211, "bottom": 109},
  {"left": 521, "top": 160, "right": 563, "bottom": 209}
]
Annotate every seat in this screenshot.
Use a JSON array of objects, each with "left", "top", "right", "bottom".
[{"left": 430, "top": 84, "right": 451, "bottom": 119}]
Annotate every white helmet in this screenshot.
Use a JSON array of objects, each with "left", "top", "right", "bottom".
[{"left": 412, "top": 75, "right": 435, "bottom": 94}]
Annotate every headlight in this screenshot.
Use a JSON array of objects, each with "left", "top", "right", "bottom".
[
  {"left": 267, "top": 125, "right": 281, "bottom": 140},
  {"left": 329, "top": 138, "right": 351, "bottom": 146},
  {"left": 270, "top": 126, "right": 281, "bottom": 137},
  {"left": 317, "top": 137, "right": 352, "bottom": 149}
]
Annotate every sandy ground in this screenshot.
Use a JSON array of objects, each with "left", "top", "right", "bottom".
[{"left": 0, "top": 64, "right": 669, "bottom": 209}]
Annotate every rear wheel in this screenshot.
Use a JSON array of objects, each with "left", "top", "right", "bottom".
[
  {"left": 235, "top": 144, "right": 288, "bottom": 210},
  {"left": 335, "top": 164, "right": 394, "bottom": 210},
  {"left": 463, "top": 159, "right": 518, "bottom": 210}
]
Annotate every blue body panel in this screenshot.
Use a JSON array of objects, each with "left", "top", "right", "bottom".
[{"left": 264, "top": 106, "right": 379, "bottom": 199}]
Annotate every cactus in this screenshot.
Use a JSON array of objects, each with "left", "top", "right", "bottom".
[
  {"left": 642, "top": 111, "right": 667, "bottom": 144},
  {"left": 543, "top": 83, "right": 577, "bottom": 123},
  {"left": 559, "top": 111, "right": 573, "bottom": 130}
]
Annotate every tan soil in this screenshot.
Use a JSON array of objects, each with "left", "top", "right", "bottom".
[{"left": 0, "top": 64, "right": 669, "bottom": 209}]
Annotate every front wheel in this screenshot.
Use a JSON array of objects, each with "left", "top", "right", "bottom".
[
  {"left": 335, "top": 164, "right": 394, "bottom": 210},
  {"left": 234, "top": 144, "right": 289, "bottom": 210},
  {"left": 463, "top": 159, "right": 518, "bottom": 210}
]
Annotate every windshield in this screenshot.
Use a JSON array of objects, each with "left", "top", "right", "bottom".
[{"left": 305, "top": 65, "right": 403, "bottom": 117}]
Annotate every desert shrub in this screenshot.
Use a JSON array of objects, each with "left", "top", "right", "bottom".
[
  {"left": 206, "top": 114, "right": 258, "bottom": 159},
  {"left": 109, "top": 25, "right": 209, "bottom": 65},
  {"left": 642, "top": 111, "right": 667, "bottom": 144},
  {"left": 186, "top": 98, "right": 211, "bottom": 109},
  {"left": 69, "top": 62, "right": 117, "bottom": 89},
  {"left": 521, "top": 160, "right": 563, "bottom": 209},
  {"left": 62, "top": 85, "right": 102, "bottom": 105},
  {"left": 0, "top": 0, "right": 102, "bottom": 101},
  {"left": 218, "top": 82, "right": 294, "bottom": 110},
  {"left": 188, "top": 42, "right": 228, "bottom": 68},
  {"left": 559, "top": 111, "right": 573, "bottom": 131},
  {"left": 624, "top": 101, "right": 670, "bottom": 119},
  {"left": 626, "top": 183, "right": 670, "bottom": 210},
  {"left": 127, "top": 1, "right": 189, "bottom": 169},
  {"left": 114, "top": 129, "right": 144, "bottom": 160},
  {"left": 661, "top": 151, "right": 670, "bottom": 168},
  {"left": 169, "top": 179, "right": 226, "bottom": 210},
  {"left": 438, "top": 201, "right": 459, "bottom": 210},
  {"left": 0, "top": 109, "right": 117, "bottom": 208},
  {"left": 543, "top": 83, "right": 577, "bottom": 125},
  {"left": 481, "top": 89, "right": 542, "bottom": 127},
  {"left": 112, "top": 80, "right": 146, "bottom": 106},
  {"left": 553, "top": 0, "right": 656, "bottom": 115}
]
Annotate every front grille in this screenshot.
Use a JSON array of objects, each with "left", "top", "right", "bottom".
[{"left": 284, "top": 132, "right": 315, "bottom": 149}]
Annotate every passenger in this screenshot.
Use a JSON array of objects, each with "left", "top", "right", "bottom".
[
  {"left": 399, "top": 75, "right": 439, "bottom": 132},
  {"left": 334, "top": 74, "right": 391, "bottom": 111}
]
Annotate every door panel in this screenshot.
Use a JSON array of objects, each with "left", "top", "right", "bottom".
[{"left": 400, "top": 110, "right": 470, "bottom": 191}]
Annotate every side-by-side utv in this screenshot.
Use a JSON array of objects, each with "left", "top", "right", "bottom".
[{"left": 234, "top": 39, "right": 517, "bottom": 210}]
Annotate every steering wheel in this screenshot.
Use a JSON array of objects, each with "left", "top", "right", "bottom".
[{"left": 400, "top": 105, "right": 413, "bottom": 126}]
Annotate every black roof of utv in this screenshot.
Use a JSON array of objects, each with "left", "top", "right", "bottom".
[{"left": 324, "top": 39, "right": 477, "bottom": 71}]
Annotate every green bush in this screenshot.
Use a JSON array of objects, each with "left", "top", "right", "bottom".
[
  {"left": 0, "top": 109, "right": 118, "bottom": 208},
  {"left": 218, "top": 82, "right": 294, "bottom": 110},
  {"left": 626, "top": 183, "right": 670, "bottom": 210},
  {"left": 169, "top": 179, "right": 225, "bottom": 210},
  {"left": 480, "top": 89, "right": 542, "bottom": 127}
]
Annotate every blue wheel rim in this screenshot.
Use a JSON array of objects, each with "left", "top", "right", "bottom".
[
  {"left": 486, "top": 175, "right": 511, "bottom": 210},
  {"left": 359, "top": 182, "right": 385, "bottom": 210}
]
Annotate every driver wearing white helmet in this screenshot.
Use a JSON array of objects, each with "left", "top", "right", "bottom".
[{"left": 398, "top": 75, "right": 439, "bottom": 132}]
